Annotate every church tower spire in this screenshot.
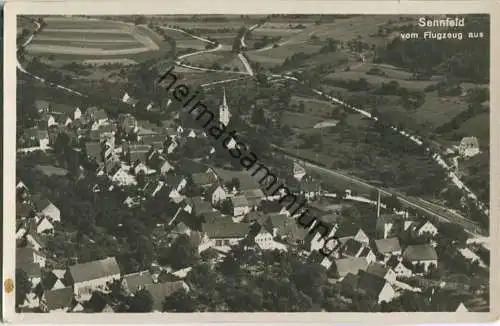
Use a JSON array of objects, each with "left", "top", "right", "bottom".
[{"left": 219, "top": 87, "right": 230, "bottom": 126}]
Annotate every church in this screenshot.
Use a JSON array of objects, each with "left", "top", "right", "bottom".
[{"left": 219, "top": 88, "right": 231, "bottom": 126}]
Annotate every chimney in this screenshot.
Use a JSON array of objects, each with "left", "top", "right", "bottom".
[{"left": 376, "top": 190, "right": 381, "bottom": 218}]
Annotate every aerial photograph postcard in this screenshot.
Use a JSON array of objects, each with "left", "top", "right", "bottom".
[{"left": 3, "top": 1, "right": 496, "bottom": 323}]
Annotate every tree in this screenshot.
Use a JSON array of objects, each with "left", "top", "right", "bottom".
[
  {"left": 163, "top": 290, "right": 196, "bottom": 312},
  {"left": 159, "top": 234, "right": 198, "bottom": 270},
  {"left": 15, "top": 268, "right": 32, "bottom": 309},
  {"left": 128, "top": 289, "right": 154, "bottom": 312}
]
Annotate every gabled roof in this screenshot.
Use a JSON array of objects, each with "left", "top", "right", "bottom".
[
  {"left": 144, "top": 281, "right": 187, "bottom": 311},
  {"left": 31, "top": 194, "right": 53, "bottom": 211},
  {"left": 374, "top": 237, "right": 401, "bottom": 254},
  {"left": 123, "top": 270, "right": 153, "bottom": 293},
  {"left": 85, "top": 142, "right": 103, "bottom": 162},
  {"left": 335, "top": 222, "right": 362, "bottom": 238},
  {"left": 230, "top": 195, "right": 249, "bottom": 208},
  {"left": 356, "top": 270, "right": 389, "bottom": 298},
  {"left": 202, "top": 221, "right": 251, "bottom": 239},
  {"left": 191, "top": 172, "right": 217, "bottom": 187},
  {"left": 260, "top": 200, "right": 283, "bottom": 213},
  {"left": 403, "top": 244, "right": 438, "bottom": 261},
  {"left": 201, "top": 211, "right": 223, "bottom": 223},
  {"left": 366, "top": 262, "right": 391, "bottom": 278},
  {"left": 189, "top": 196, "right": 213, "bottom": 215},
  {"left": 44, "top": 287, "right": 74, "bottom": 311},
  {"left": 342, "top": 239, "right": 364, "bottom": 256},
  {"left": 68, "top": 257, "right": 121, "bottom": 284},
  {"left": 332, "top": 257, "right": 368, "bottom": 278}
]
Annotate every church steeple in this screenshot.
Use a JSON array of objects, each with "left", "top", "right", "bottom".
[
  {"left": 223, "top": 88, "right": 227, "bottom": 107},
  {"left": 219, "top": 87, "right": 230, "bottom": 126}
]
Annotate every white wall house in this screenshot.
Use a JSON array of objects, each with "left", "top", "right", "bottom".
[
  {"left": 67, "top": 257, "right": 121, "bottom": 301},
  {"left": 459, "top": 136, "right": 480, "bottom": 158},
  {"left": 417, "top": 221, "right": 439, "bottom": 237},
  {"left": 211, "top": 186, "right": 227, "bottom": 205},
  {"left": 254, "top": 229, "right": 287, "bottom": 251}
]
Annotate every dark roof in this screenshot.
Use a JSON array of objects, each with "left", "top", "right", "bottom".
[
  {"left": 35, "top": 165, "right": 69, "bottom": 177},
  {"left": 144, "top": 281, "right": 187, "bottom": 311},
  {"left": 202, "top": 221, "right": 251, "bottom": 239},
  {"left": 230, "top": 195, "right": 249, "bottom": 208},
  {"left": 260, "top": 200, "right": 283, "bottom": 213},
  {"left": 374, "top": 237, "right": 401, "bottom": 254},
  {"left": 201, "top": 211, "right": 223, "bottom": 223},
  {"left": 31, "top": 195, "right": 53, "bottom": 212},
  {"left": 265, "top": 214, "right": 290, "bottom": 233},
  {"left": 332, "top": 257, "right": 368, "bottom": 278},
  {"left": 189, "top": 197, "right": 213, "bottom": 215},
  {"left": 212, "top": 168, "right": 260, "bottom": 190},
  {"left": 403, "top": 244, "right": 438, "bottom": 261},
  {"left": 85, "top": 142, "right": 103, "bottom": 162},
  {"left": 68, "top": 257, "right": 121, "bottom": 284},
  {"left": 44, "top": 287, "right": 74, "bottom": 311},
  {"left": 191, "top": 172, "right": 217, "bottom": 187},
  {"left": 342, "top": 239, "right": 364, "bottom": 257},
  {"left": 123, "top": 271, "right": 153, "bottom": 293},
  {"left": 340, "top": 272, "right": 359, "bottom": 289},
  {"left": 335, "top": 222, "right": 362, "bottom": 238},
  {"left": 366, "top": 262, "right": 390, "bottom": 278},
  {"left": 378, "top": 213, "right": 401, "bottom": 224},
  {"left": 17, "top": 202, "right": 33, "bottom": 219},
  {"left": 357, "top": 270, "right": 388, "bottom": 298}
]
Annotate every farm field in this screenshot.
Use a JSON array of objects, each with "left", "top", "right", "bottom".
[
  {"left": 159, "top": 28, "right": 207, "bottom": 50},
  {"left": 24, "top": 16, "right": 170, "bottom": 63},
  {"left": 182, "top": 51, "right": 246, "bottom": 72},
  {"left": 290, "top": 95, "right": 340, "bottom": 117}
]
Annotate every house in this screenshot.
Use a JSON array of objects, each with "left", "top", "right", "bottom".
[
  {"left": 376, "top": 214, "right": 402, "bottom": 239},
  {"left": 84, "top": 292, "right": 115, "bottom": 313},
  {"left": 85, "top": 141, "right": 104, "bottom": 165},
  {"left": 366, "top": 262, "right": 397, "bottom": 283},
  {"left": 127, "top": 145, "right": 151, "bottom": 165},
  {"left": 35, "top": 100, "right": 51, "bottom": 113},
  {"left": 459, "top": 136, "right": 480, "bottom": 157},
  {"left": 341, "top": 239, "right": 367, "bottom": 258},
  {"left": 330, "top": 257, "right": 369, "bottom": 280},
  {"left": 190, "top": 172, "right": 217, "bottom": 189},
  {"left": 144, "top": 281, "right": 189, "bottom": 312},
  {"left": 41, "top": 269, "right": 67, "bottom": 291},
  {"left": 293, "top": 161, "right": 307, "bottom": 181},
  {"left": 334, "top": 223, "right": 370, "bottom": 245},
  {"left": 26, "top": 231, "right": 47, "bottom": 251},
  {"left": 74, "top": 107, "right": 82, "bottom": 120},
  {"left": 86, "top": 107, "right": 108, "bottom": 125},
  {"left": 17, "top": 247, "right": 45, "bottom": 288},
  {"left": 201, "top": 221, "right": 251, "bottom": 252},
  {"left": 241, "top": 188, "right": 265, "bottom": 207},
  {"left": 373, "top": 237, "right": 402, "bottom": 261},
  {"left": 386, "top": 256, "right": 413, "bottom": 277},
  {"left": 299, "top": 178, "right": 322, "bottom": 200},
  {"left": 230, "top": 196, "right": 250, "bottom": 217},
  {"left": 253, "top": 226, "right": 288, "bottom": 251},
  {"left": 209, "top": 185, "right": 227, "bottom": 205},
  {"left": 188, "top": 196, "right": 214, "bottom": 217},
  {"left": 142, "top": 180, "right": 164, "bottom": 198},
  {"left": 118, "top": 113, "right": 137, "bottom": 134},
  {"left": 133, "top": 162, "right": 149, "bottom": 176},
  {"left": 23, "top": 128, "right": 50, "bottom": 149},
  {"left": 356, "top": 270, "right": 397, "bottom": 304},
  {"left": 40, "top": 287, "right": 75, "bottom": 312},
  {"left": 456, "top": 302, "right": 469, "bottom": 312},
  {"left": 110, "top": 167, "right": 137, "bottom": 186},
  {"left": 158, "top": 159, "right": 175, "bottom": 175},
  {"left": 66, "top": 257, "right": 121, "bottom": 300},
  {"left": 416, "top": 221, "right": 439, "bottom": 237},
  {"left": 403, "top": 244, "right": 438, "bottom": 272},
  {"left": 122, "top": 271, "right": 154, "bottom": 294},
  {"left": 31, "top": 195, "right": 60, "bottom": 222},
  {"left": 358, "top": 247, "right": 378, "bottom": 264}
]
